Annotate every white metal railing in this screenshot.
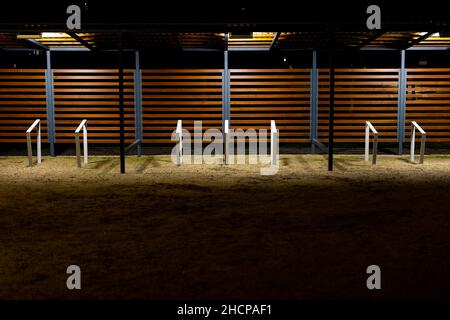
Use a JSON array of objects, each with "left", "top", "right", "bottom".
[
  {"left": 224, "top": 119, "right": 230, "bottom": 164},
  {"left": 364, "top": 121, "right": 378, "bottom": 164},
  {"left": 26, "top": 119, "right": 41, "bottom": 166},
  {"left": 270, "top": 120, "right": 278, "bottom": 166},
  {"left": 410, "top": 121, "right": 426, "bottom": 164},
  {"left": 75, "top": 119, "right": 88, "bottom": 167},
  {"left": 176, "top": 119, "right": 183, "bottom": 166}
]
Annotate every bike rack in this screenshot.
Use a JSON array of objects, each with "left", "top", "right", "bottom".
[
  {"left": 75, "top": 119, "right": 88, "bottom": 168},
  {"left": 175, "top": 119, "right": 183, "bottom": 166},
  {"left": 410, "top": 121, "right": 426, "bottom": 164},
  {"left": 364, "top": 121, "right": 378, "bottom": 165},
  {"left": 26, "top": 119, "right": 41, "bottom": 166}
]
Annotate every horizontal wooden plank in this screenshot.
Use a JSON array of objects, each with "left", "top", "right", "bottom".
[
  {"left": 231, "top": 101, "right": 310, "bottom": 105},
  {"left": 232, "top": 81, "right": 310, "bottom": 86},
  {"left": 231, "top": 75, "right": 310, "bottom": 80},
  {"left": 143, "top": 101, "right": 221, "bottom": 105},
  {"left": 0, "top": 69, "right": 45, "bottom": 73},
  {"left": 54, "top": 94, "right": 134, "bottom": 99},
  {"left": 230, "top": 69, "right": 310, "bottom": 73},
  {"left": 231, "top": 94, "right": 310, "bottom": 99},
  {"left": 142, "top": 75, "right": 222, "bottom": 80},
  {"left": 0, "top": 75, "right": 44, "bottom": 80},
  {"left": 54, "top": 75, "right": 133, "bottom": 80},
  {"left": 54, "top": 101, "right": 134, "bottom": 106},
  {"left": 142, "top": 94, "right": 221, "bottom": 99},
  {"left": 53, "top": 69, "right": 134, "bottom": 73},
  {"left": 142, "top": 82, "right": 221, "bottom": 86},
  {"left": 143, "top": 107, "right": 221, "bottom": 112},
  {"left": 54, "top": 88, "right": 133, "bottom": 93},
  {"left": 54, "top": 82, "right": 134, "bottom": 87},
  {"left": 142, "top": 88, "right": 221, "bottom": 93},
  {"left": 142, "top": 69, "right": 222, "bottom": 73},
  {"left": 231, "top": 107, "right": 310, "bottom": 111},
  {"left": 231, "top": 88, "right": 309, "bottom": 92}
]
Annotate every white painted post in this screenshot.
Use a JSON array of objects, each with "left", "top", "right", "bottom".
[
  {"left": 75, "top": 119, "right": 88, "bottom": 168},
  {"left": 364, "top": 121, "right": 378, "bottom": 165},
  {"left": 176, "top": 120, "right": 182, "bottom": 166},
  {"left": 37, "top": 121, "right": 41, "bottom": 164},
  {"left": 271, "top": 120, "right": 278, "bottom": 166},
  {"left": 224, "top": 119, "right": 230, "bottom": 165},
  {"left": 410, "top": 121, "right": 426, "bottom": 164},
  {"left": 364, "top": 122, "right": 370, "bottom": 161},
  {"left": 83, "top": 124, "right": 88, "bottom": 165},
  {"left": 26, "top": 119, "right": 42, "bottom": 166},
  {"left": 410, "top": 123, "right": 416, "bottom": 162}
]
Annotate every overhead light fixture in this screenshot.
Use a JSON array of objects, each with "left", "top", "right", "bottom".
[
  {"left": 17, "top": 33, "right": 41, "bottom": 39},
  {"left": 40, "top": 32, "right": 68, "bottom": 38}
]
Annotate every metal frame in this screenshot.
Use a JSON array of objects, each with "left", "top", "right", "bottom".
[
  {"left": 45, "top": 50, "right": 56, "bottom": 156},
  {"left": 410, "top": 121, "right": 426, "bottom": 164},
  {"left": 270, "top": 32, "right": 280, "bottom": 50},
  {"left": 310, "top": 50, "right": 318, "bottom": 153},
  {"left": 175, "top": 120, "right": 183, "bottom": 166},
  {"left": 270, "top": 120, "right": 279, "bottom": 167},
  {"left": 224, "top": 119, "right": 230, "bottom": 165},
  {"left": 26, "top": 119, "right": 41, "bottom": 166},
  {"left": 397, "top": 50, "right": 407, "bottom": 154},
  {"left": 365, "top": 121, "right": 379, "bottom": 165},
  {"left": 133, "top": 50, "right": 143, "bottom": 156},
  {"left": 328, "top": 32, "right": 335, "bottom": 171},
  {"left": 118, "top": 31, "right": 125, "bottom": 174},
  {"left": 75, "top": 119, "right": 88, "bottom": 168},
  {"left": 222, "top": 34, "right": 230, "bottom": 133}
]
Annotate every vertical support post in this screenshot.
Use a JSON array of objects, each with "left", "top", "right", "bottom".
[
  {"left": 397, "top": 50, "right": 407, "bottom": 155},
  {"left": 176, "top": 120, "right": 183, "bottom": 166},
  {"left": 27, "top": 132, "right": 33, "bottom": 166},
  {"left": 26, "top": 119, "right": 41, "bottom": 166},
  {"left": 271, "top": 120, "right": 279, "bottom": 166},
  {"left": 222, "top": 37, "right": 230, "bottom": 132},
  {"left": 224, "top": 119, "right": 230, "bottom": 164},
  {"left": 134, "top": 50, "right": 143, "bottom": 156},
  {"left": 372, "top": 133, "right": 378, "bottom": 165},
  {"left": 310, "top": 50, "right": 318, "bottom": 153},
  {"left": 45, "top": 50, "right": 56, "bottom": 156},
  {"left": 365, "top": 124, "right": 370, "bottom": 161},
  {"left": 410, "top": 123, "right": 415, "bottom": 162},
  {"left": 419, "top": 134, "right": 426, "bottom": 164},
  {"left": 75, "top": 132, "right": 81, "bottom": 168},
  {"left": 118, "top": 32, "right": 125, "bottom": 174},
  {"left": 222, "top": 33, "right": 231, "bottom": 158},
  {"left": 328, "top": 32, "right": 335, "bottom": 171},
  {"left": 83, "top": 124, "right": 88, "bottom": 164}
]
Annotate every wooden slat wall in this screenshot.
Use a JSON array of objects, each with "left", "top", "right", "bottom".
[
  {"left": 141, "top": 69, "right": 222, "bottom": 143},
  {"left": 406, "top": 68, "right": 450, "bottom": 142},
  {"left": 318, "top": 68, "right": 399, "bottom": 143},
  {"left": 0, "top": 69, "right": 47, "bottom": 143},
  {"left": 230, "top": 69, "right": 310, "bottom": 143},
  {"left": 4, "top": 68, "right": 450, "bottom": 147},
  {"left": 53, "top": 69, "right": 135, "bottom": 143}
]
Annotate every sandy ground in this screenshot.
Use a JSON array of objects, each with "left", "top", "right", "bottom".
[{"left": 0, "top": 154, "right": 450, "bottom": 299}]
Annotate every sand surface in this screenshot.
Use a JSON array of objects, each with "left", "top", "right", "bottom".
[{"left": 1, "top": 154, "right": 450, "bottom": 299}]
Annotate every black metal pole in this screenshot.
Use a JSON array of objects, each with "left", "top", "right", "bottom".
[
  {"left": 328, "top": 31, "right": 335, "bottom": 171},
  {"left": 118, "top": 31, "right": 125, "bottom": 174}
]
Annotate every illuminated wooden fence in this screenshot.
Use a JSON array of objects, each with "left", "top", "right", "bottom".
[{"left": 1, "top": 68, "right": 450, "bottom": 153}]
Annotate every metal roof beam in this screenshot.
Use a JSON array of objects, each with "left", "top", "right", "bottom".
[
  {"left": 25, "top": 38, "right": 48, "bottom": 50},
  {"left": 66, "top": 32, "right": 94, "bottom": 51},
  {"left": 356, "top": 31, "right": 385, "bottom": 50},
  {"left": 270, "top": 32, "right": 280, "bottom": 50},
  {"left": 403, "top": 31, "right": 435, "bottom": 49}
]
